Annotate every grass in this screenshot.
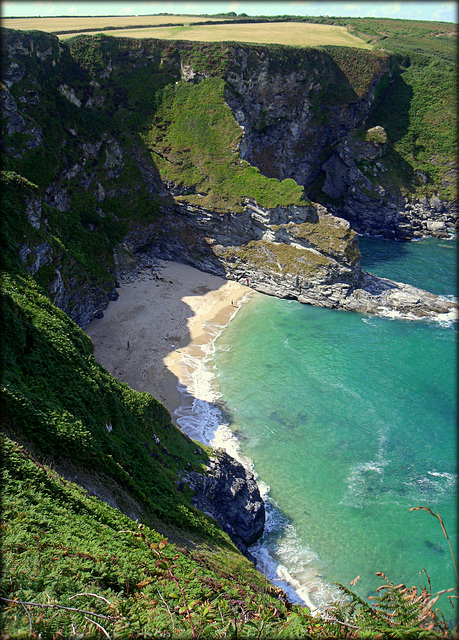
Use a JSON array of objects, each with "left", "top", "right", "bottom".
[
  {"left": 142, "top": 77, "right": 305, "bottom": 212},
  {"left": 2, "top": 436, "right": 309, "bottom": 639},
  {"left": 2, "top": 436, "right": 453, "bottom": 638},
  {"left": 59, "top": 21, "right": 371, "bottom": 48},
  {"left": 216, "top": 239, "right": 330, "bottom": 276},
  {"left": 1, "top": 263, "right": 233, "bottom": 543},
  {"left": 364, "top": 51, "right": 457, "bottom": 200}
]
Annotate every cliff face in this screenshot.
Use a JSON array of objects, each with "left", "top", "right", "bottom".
[
  {"left": 223, "top": 45, "right": 456, "bottom": 240},
  {"left": 224, "top": 45, "right": 390, "bottom": 187},
  {"left": 319, "top": 129, "right": 457, "bottom": 239},
  {"left": 1, "top": 29, "right": 456, "bottom": 327}
]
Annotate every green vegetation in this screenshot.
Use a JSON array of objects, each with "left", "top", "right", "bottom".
[
  {"left": 2, "top": 434, "right": 453, "bottom": 637},
  {"left": 2, "top": 436, "right": 312, "bottom": 639},
  {"left": 216, "top": 239, "right": 330, "bottom": 276},
  {"left": 365, "top": 126, "right": 387, "bottom": 145},
  {"left": 1, "top": 22, "right": 457, "bottom": 638},
  {"left": 142, "top": 77, "right": 305, "bottom": 212},
  {"left": 321, "top": 46, "right": 390, "bottom": 100},
  {"left": 343, "top": 19, "right": 457, "bottom": 201},
  {"left": 1, "top": 270, "right": 229, "bottom": 538},
  {"left": 365, "top": 52, "right": 457, "bottom": 200},
  {"left": 289, "top": 220, "right": 360, "bottom": 265}
]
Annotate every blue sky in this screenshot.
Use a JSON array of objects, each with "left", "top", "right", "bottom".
[{"left": 1, "top": 1, "right": 457, "bottom": 23}]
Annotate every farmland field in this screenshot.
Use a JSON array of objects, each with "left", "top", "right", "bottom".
[
  {"left": 61, "top": 21, "right": 371, "bottom": 48},
  {"left": 1, "top": 14, "right": 226, "bottom": 33},
  {"left": 3, "top": 16, "right": 371, "bottom": 49}
]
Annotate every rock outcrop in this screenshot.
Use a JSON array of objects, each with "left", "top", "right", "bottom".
[
  {"left": 225, "top": 45, "right": 392, "bottom": 188},
  {"left": 320, "top": 129, "right": 457, "bottom": 239},
  {"left": 181, "top": 450, "right": 265, "bottom": 560},
  {"left": 124, "top": 198, "right": 457, "bottom": 321}
]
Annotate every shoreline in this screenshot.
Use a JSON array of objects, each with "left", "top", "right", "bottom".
[
  {"left": 84, "top": 260, "right": 321, "bottom": 612},
  {"left": 85, "top": 259, "right": 253, "bottom": 423}
]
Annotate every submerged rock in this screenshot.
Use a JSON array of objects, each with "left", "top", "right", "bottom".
[{"left": 182, "top": 449, "right": 265, "bottom": 560}]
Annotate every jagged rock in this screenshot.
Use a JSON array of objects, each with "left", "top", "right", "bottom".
[
  {"left": 182, "top": 450, "right": 265, "bottom": 559},
  {"left": 320, "top": 130, "right": 457, "bottom": 239},
  {"left": 58, "top": 83, "right": 81, "bottom": 107},
  {"left": 130, "top": 197, "right": 457, "bottom": 320},
  {"left": 225, "top": 46, "right": 391, "bottom": 188}
]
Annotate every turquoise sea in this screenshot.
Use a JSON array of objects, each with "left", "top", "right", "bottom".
[{"left": 176, "top": 235, "right": 457, "bottom": 624}]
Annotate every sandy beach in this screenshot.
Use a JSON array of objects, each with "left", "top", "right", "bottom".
[{"left": 85, "top": 260, "right": 253, "bottom": 419}]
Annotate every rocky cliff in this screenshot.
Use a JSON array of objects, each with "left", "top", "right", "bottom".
[
  {"left": 181, "top": 449, "right": 265, "bottom": 561},
  {"left": 223, "top": 44, "right": 457, "bottom": 241},
  {"left": 319, "top": 128, "right": 457, "bottom": 239},
  {"left": 1, "top": 28, "right": 457, "bottom": 328}
]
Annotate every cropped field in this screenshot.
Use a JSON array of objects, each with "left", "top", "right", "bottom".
[
  {"left": 60, "top": 21, "right": 370, "bottom": 48},
  {"left": 1, "top": 14, "right": 226, "bottom": 33},
  {"left": 4, "top": 15, "right": 370, "bottom": 48}
]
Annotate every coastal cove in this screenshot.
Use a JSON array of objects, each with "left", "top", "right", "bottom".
[
  {"left": 2, "top": 13, "right": 458, "bottom": 636},
  {"left": 85, "top": 234, "right": 457, "bottom": 623}
]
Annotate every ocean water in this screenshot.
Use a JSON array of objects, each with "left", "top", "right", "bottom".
[{"left": 174, "top": 234, "right": 457, "bottom": 624}]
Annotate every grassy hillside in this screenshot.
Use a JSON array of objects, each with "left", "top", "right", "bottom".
[
  {"left": 343, "top": 17, "right": 457, "bottom": 201},
  {"left": 320, "top": 17, "right": 457, "bottom": 201},
  {"left": 141, "top": 76, "right": 305, "bottom": 213},
  {"left": 2, "top": 436, "right": 315, "bottom": 638}
]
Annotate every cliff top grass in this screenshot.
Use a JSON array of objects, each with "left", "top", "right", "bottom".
[{"left": 142, "top": 76, "right": 305, "bottom": 212}]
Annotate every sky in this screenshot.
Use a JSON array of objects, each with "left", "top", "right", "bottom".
[{"left": 1, "top": 0, "right": 457, "bottom": 23}]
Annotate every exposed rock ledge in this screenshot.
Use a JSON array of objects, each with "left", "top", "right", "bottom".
[
  {"left": 126, "top": 199, "right": 458, "bottom": 323},
  {"left": 231, "top": 262, "right": 457, "bottom": 320},
  {"left": 180, "top": 450, "right": 265, "bottom": 562}
]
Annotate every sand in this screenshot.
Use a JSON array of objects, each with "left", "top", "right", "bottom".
[{"left": 85, "top": 260, "right": 254, "bottom": 419}]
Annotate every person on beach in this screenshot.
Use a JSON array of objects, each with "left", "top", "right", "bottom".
[{"left": 127, "top": 341, "right": 130, "bottom": 349}]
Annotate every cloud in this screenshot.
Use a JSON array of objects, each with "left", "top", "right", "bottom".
[
  {"left": 229, "top": 1, "right": 241, "bottom": 11},
  {"left": 431, "top": 2, "right": 457, "bottom": 22},
  {"left": 67, "top": 4, "right": 75, "bottom": 13},
  {"left": 45, "top": 1, "right": 57, "bottom": 14},
  {"left": 388, "top": 2, "right": 401, "bottom": 14},
  {"left": 123, "top": 5, "right": 135, "bottom": 14}
]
